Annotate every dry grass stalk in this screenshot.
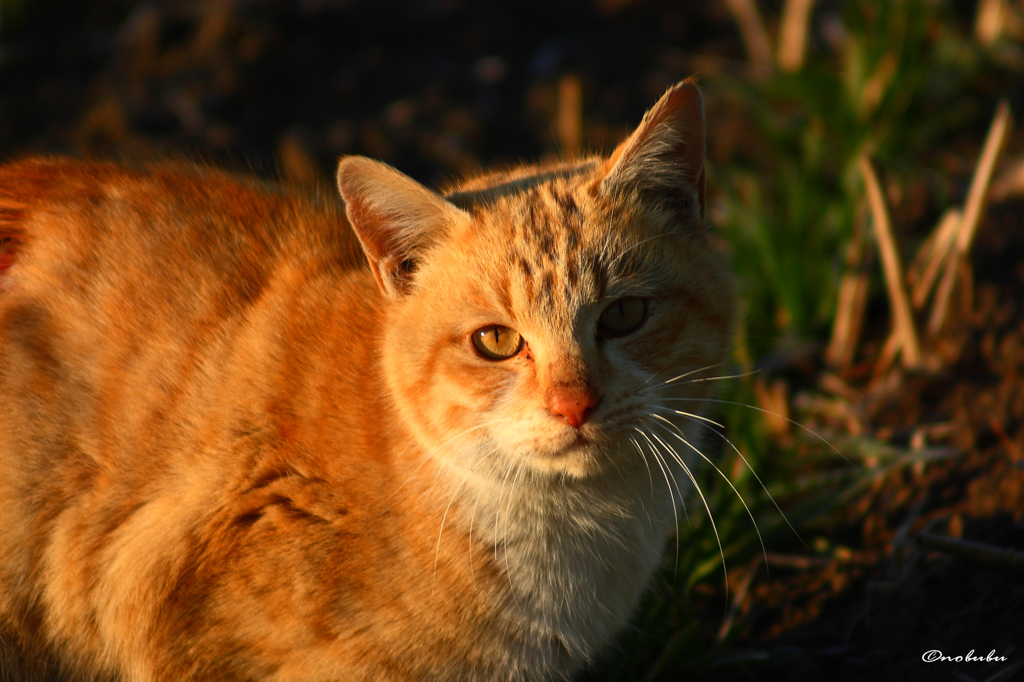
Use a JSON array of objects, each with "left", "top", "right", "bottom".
[
  {"left": 826, "top": 269, "right": 870, "bottom": 367},
  {"left": 917, "top": 532, "right": 1024, "bottom": 572},
  {"left": 910, "top": 207, "right": 961, "bottom": 310},
  {"left": 955, "top": 100, "right": 1011, "bottom": 254},
  {"left": 858, "top": 154, "right": 922, "bottom": 369},
  {"left": 872, "top": 329, "right": 901, "bottom": 381},
  {"left": 825, "top": 208, "right": 870, "bottom": 367},
  {"left": 716, "top": 556, "right": 762, "bottom": 642},
  {"left": 557, "top": 74, "right": 583, "bottom": 159},
  {"left": 927, "top": 255, "right": 963, "bottom": 338},
  {"left": 753, "top": 377, "right": 790, "bottom": 438},
  {"left": 764, "top": 553, "right": 834, "bottom": 569},
  {"left": 858, "top": 54, "right": 897, "bottom": 119},
  {"left": 819, "top": 372, "right": 860, "bottom": 402},
  {"left": 723, "top": 0, "right": 774, "bottom": 78},
  {"left": 927, "top": 100, "right": 1012, "bottom": 336},
  {"left": 974, "top": 0, "right": 1007, "bottom": 46},
  {"left": 777, "top": 0, "right": 815, "bottom": 72}
]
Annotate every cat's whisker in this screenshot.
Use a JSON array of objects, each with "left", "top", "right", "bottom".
[
  {"left": 636, "top": 367, "right": 670, "bottom": 391},
  {"left": 467, "top": 472, "right": 485, "bottom": 584},
  {"left": 662, "top": 366, "right": 761, "bottom": 386},
  {"left": 630, "top": 365, "right": 756, "bottom": 406},
  {"left": 425, "top": 417, "right": 519, "bottom": 583},
  {"left": 629, "top": 436, "right": 656, "bottom": 498},
  {"left": 649, "top": 413, "right": 767, "bottom": 568},
  {"left": 436, "top": 443, "right": 508, "bottom": 586},
  {"left": 634, "top": 427, "right": 684, "bottom": 523},
  {"left": 493, "top": 457, "right": 529, "bottom": 605},
  {"left": 394, "top": 419, "right": 517, "bottom": 499},
  {"left": 641, "top": 427, "right": 689, "bottom": 557},
  {"left": 642, "top": 425, "right": 729, "bottom": 602},
  {"left": 493, "top": 458, "right": 515, "bottom": 564},
  {"left": 660, "top": 397, "right": 849, "bottom": 463},
  {"left": 501, "top": 462, "right": 528, "bottom": 597},
  {"left": 650, "top": 404, "right": 724, "bottom": 430},
  {"left": 623, "top": 363, "right": 730, "bottom": 405},
  {"left": 433, "top": 471, "right": 472, "bottom": 591},
  {"left": 686, "top": 368, "right": 762, "bottom": 385},
  {"left": 606, "top": 229, "right": 677, "bottom": 273},
  {"left": 660, "top": 363, "right": 728, "bottom": 386},
  {"left": 654, "top": 405, "right": 802, "bottom": 547},
  {"left": 627, "top": 437, "right": 657, "bottom": 530},
  {"left": 599, "top": 203, "right": 619, "bottom": 261},
  {"left": 633, "top": 427, "right": 683, "bottom": 574},
  {"left": 432, "top": 442, "right": 505, "bottom": 590}
]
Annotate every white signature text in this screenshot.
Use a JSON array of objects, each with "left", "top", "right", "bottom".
[{"left": 922, "top": 650, "right": 1008, "bottom": 663}]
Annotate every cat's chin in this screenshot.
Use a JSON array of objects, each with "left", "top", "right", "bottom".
[{"left": 526, "top": 436, "right": 603, "bottom": 478}]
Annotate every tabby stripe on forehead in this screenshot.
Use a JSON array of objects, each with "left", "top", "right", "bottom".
[
  {"left": 554, "top": 189, "right": 581, "bottom": 227},
  {"left": 518, "top": 256, "right": 533, "bottom": 279},
  {"left": 564, "top": 246, "right": 579, "bottom": 289},
  {"left": 520, "top": 258, "right": 536, "bottom": 303},
  {"left": 539, "top": 270, "right": 556, "bottom": 303},
  {"left": 495, "top": 270, "right": 513, "bottom": 318},
  {"left": 527, "top": 195, "right": 552, "bottom": 249},
  {"left": 548, "top": 189, "right": 582, "bottom": 261}
]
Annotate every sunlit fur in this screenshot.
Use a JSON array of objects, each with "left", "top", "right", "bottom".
[{"left": 0, "top": 80, "right": 734, "bottom": 681}]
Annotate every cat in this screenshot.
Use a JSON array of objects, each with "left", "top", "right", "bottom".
[{"left": 0, "top": 78, "right": 734, "bottom": 681}]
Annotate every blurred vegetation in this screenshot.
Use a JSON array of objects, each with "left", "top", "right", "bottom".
[{"left": 722, "top": 0, "right": 980, "bottom": 356}]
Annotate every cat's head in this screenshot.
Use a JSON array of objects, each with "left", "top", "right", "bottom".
[{"left": 336, "top": 79, "right": 734, "bottom": 481}]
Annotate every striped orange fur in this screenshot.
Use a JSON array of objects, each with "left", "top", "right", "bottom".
[{"left": 0, "top": 79, "right": 735, "bottom": 681}]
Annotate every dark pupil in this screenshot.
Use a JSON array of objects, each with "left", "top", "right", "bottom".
[
  {"left": 617, "top": 301, "right": 625, "bottom": 317},
  {"left": 492, "top": 327, "right": 500, "bottom": 344}
]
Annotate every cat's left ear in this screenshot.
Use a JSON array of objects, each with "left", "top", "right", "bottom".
[
  {"left": 337, "top": 157, "right": 471, "bottom": 297},
  {"left": 600, "top": 78, "right": 706, "bottom": 222}
]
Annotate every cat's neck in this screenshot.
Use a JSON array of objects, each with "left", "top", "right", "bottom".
[{"left": 417, "top": 438, "right": 678, "bottom": 668}]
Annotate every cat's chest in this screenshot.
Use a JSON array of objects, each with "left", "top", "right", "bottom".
[{"left": 462, "top": 476, "right": 674, "bottom": 665}]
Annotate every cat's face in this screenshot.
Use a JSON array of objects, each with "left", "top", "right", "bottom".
[{"left": 338, "top": 80, "right": 734, "bottom": 480}]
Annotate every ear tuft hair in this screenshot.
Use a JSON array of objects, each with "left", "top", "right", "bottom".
[{"left": 601, "top": 79, "right": 706, "bottom": 221}]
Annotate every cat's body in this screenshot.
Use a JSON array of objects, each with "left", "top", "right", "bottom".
[{"left": 0, "top": 81, "right": 734, "bottom": 681}]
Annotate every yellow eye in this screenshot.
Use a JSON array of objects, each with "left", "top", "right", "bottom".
[
  {"left": 598, "top": 297, "right": 648, "bottom": 338},
  {"left": 471, "top": 325, "right": 524, "bottom": 361}
]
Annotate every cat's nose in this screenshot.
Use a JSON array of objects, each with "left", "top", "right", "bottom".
[{"left": 547, "top": 387, "right": 599, "bottom": 429}]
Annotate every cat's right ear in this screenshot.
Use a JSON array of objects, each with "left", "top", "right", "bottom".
[{"left": 336, "top": 157, "right": 471, "bottom": 297}]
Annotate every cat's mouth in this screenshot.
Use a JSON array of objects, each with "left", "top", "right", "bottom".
[
  {"left": 555, "top": 429, "right": 594, "bottom": 451},
  {"left": 527, "top": 432, "right": 602, "bottom": 476}
]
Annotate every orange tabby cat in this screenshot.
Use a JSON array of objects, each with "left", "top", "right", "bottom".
[{"left": 0, "top": 79, "right": 734, "bottom": 681}]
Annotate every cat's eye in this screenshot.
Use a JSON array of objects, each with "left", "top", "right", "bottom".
[
  {"left": 598, "top": 297, "right": 648, "bottom": 338},
  {"left": 471, "top": 325, "right": 525, "bottom": 361}
]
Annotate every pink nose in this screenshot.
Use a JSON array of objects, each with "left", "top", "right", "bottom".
[{"left": 547, "top": 387, "right": 599, "bottom": 429}]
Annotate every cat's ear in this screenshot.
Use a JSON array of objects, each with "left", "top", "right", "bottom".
[
  {"left": 336, "top": 157, "right": 471, "bottom": 297},
  {"left": 600, "top": 78, "right": 706, "bottom": 222}
]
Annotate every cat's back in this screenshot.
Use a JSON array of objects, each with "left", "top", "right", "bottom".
[
  {"left": 0, "top": 157, "right": 361, "bottom": 306},
  {"left": 0, "top": 158, "right": 395, "bottom": 681},
  {"left": 0, "top": 155, "right": 384, "bottom": 482},
  {"left": 0, "top": 157, "right": 373, "bottom": 458}
]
